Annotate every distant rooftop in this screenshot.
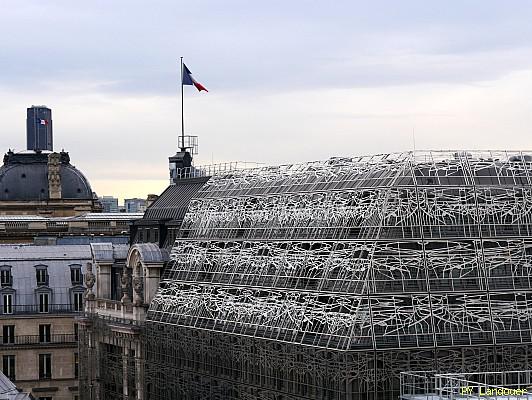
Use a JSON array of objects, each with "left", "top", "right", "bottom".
[
  {"left": 0, "top": 212, "right": 144, "bottom": 222},
  {"left": 0, "top": 244, "right": 92, "bottom": 260}
]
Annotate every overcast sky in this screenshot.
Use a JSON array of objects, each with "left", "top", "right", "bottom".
[{"left": 2, "top": 1, "right": 532, "bottom": 200}]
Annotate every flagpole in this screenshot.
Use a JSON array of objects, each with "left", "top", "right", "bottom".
[
  {"left": 34, "top": 110, "right": 38, "bottom": 151},
  {"left": 180, "top": 57, "right": 185, "bottom": 151}
]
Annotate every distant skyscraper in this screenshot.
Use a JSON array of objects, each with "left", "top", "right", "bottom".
[
  {"left": 100, "top": 196, "right": 119, "bottom": 213},
  {"left": 26, "top": 105, "right": 53, "bottom": 151},
  {"left": 125, "top": 198, "right": 146, "bottom": 213}
]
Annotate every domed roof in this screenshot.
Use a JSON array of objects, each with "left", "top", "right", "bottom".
[{"left": 0, "top": 151, "right": 94, "bottom": 201}]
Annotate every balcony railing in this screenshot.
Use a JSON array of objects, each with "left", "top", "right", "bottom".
[
  {"left": 81, "top": 312, "right": 142, "bottom": 328},
  {"left": 1, "top": 304, "right": 81, "bottom": 316},
  {"left": 0, "top": 334, "right": 77, "bottom": 347},
  {"left": 96, "top": 299, "right": 133, "bottom": 314}
]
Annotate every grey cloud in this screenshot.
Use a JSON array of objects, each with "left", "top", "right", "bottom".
[{"left": 2, "top": 1, "right": 532, "bottom": 96}]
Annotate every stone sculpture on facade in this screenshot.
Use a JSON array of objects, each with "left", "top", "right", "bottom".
[
  {"left": 121, "top": 267, "right": 131, "bottom": 304},
  {"left": 132, "top": 261, "right": 144, "bottom": 307},
  {"left": 84, "top": 262, "right": 95, "bottom": 300},
  {"left": 47, "top": 152, "right": 62, "bottom": 199}
]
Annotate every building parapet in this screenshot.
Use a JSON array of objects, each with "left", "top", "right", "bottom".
[
  {"left": 0, "top": 213, "right": 143, "bottom": 242},
  {"left": 95, "top": 298, "right": 133, "bottom": 315}
]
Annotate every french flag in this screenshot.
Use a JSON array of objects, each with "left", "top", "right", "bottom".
[
  {"left": 37, "top": 119, "right": 48, "bottom": 125},
  {"left": 182, "top": 64, "right": 208, "bottom": 92}
]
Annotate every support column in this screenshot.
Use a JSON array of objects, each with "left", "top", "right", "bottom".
[
  {"left": 136, "top": 339, "right": 144, "bottom": 400},
  {"left": 96, "top": 262, "right": 112, "bottom": 299},
  {"left": 93, "top": 337, "right": 101, "bottom": 400},
  {"left": 123, "top": 345, "right": 130, "bottom": 400}
]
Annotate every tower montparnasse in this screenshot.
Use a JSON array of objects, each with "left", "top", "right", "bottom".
[{"left": 26, "top": 105, "right": 53, "bottom": 151}]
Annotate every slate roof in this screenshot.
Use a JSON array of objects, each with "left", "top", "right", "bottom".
[
  {"left": 142, "top": 177, "right": 209, "bottom": 221},
  {"left": 0, "top": 244, "right": 91, "bottom": 260},
  {"left": 130, "top": 243, "right": 169, "bottom": 263},
  {"left": 90, "top": 243, "right": 129, "bottom": 262}
]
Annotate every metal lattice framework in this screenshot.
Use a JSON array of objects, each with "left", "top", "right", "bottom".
[
  {"left": 79, "top": 315, "right": 141, "bottom": 400},
  {"left": 145, "top": 151, "right": 532, "bottom": 399}
]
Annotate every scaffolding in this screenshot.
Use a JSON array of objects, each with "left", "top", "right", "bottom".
[
  {"left": 79, "top": 314, "right": 143, "bottom": 400},
  {"left": 83, "top": 151, "right": 532, "bottom": 399}
]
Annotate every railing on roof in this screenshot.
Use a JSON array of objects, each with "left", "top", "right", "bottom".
[
  {"left": 175, "top": 162, "right": 263, "bottom": 180},
  {"left": 177, "top": 151, "right": 532, "bottom": 182}
]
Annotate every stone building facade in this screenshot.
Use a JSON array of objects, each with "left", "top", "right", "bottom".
[
  {"left": 78, "top": 243, "right": 167, "bottom": 400},
  {"left": 0, "top": 244, "right": 90, "bottom": 400}
]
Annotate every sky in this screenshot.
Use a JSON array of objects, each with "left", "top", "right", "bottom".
[{"left": 2, "top": 1, "right": 532, "bottom": 201}]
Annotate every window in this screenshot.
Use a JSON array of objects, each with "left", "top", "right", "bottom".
[
  {"left": 74, "top": 323, "right": 79, "bottom": 341},
  {"left": 39, "top": 293, "right": 49, "bottom": 313},
  {"left": 36, "top": 268, "right": 49, "bottom": 286},
  {"left": 0, "top": 269, "right": 12, "bottom": 287},
  {"left": 38, "top": 397, "right": 52, "bottom": 400},
  {"left": 70, "top": 267, "right": 82, "bottom": 285},
  {"left": 2, "top": 355, "right": 15, "bottom": 380},
  {"left": 111, "top": 267, "right": 122, "bottom": 301},
  {"left": 74, "top": 352, "right": 79, "bottom": 378},
  {"left": 2, "top": 325, "right": 14, "bottom": 344},
  {"left": 38, "top": 354, "right": 52, "bottom": 379},
  {"left": 73, "top": 292, "right": 83, "bottom": 312},
  {"left": 39, "top": 324, "right": 51, "bottom": 343},
  {"left": 3, "top": 294, "right": 12, "bottom": 314}
]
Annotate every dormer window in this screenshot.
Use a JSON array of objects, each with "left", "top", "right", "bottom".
[
  {"left": 70, "top": 266, "right": 82, "bottom": 285},
  {"left": 0, "top": 268, "right": 12, "bottom": 287},
  {"left": 36, "top": 267, "right": 49, "bottom": 286}
]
